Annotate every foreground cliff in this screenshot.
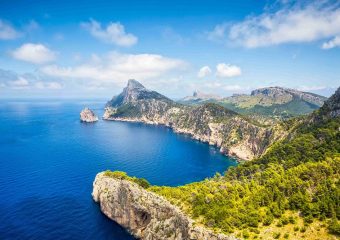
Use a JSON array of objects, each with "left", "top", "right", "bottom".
[
  {"left": 92, "top": 172, "right": 236, "bottom": 240},
  {"left": 104, "top": 80, "right": 287, "bottom": 160}
]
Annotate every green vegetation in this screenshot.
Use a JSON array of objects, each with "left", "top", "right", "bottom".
[
  {"left": 150, "top": 116, "right": 340, "bottom": 238},
  {"left": 104, "top": 170, "right": 150, "bottom": 189},
  {"left": 218, "top": 97, "right": 321, "bottom": 119}
]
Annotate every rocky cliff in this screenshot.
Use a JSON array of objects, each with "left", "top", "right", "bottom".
[
  {"left": 80, "top": 107, "right": 98, "bottom": 122},
  {"left": 92, "top": 172, "right": 237, "bottom": 240},
  {"left": 103, "top": 80, "right": 286, "bottom": 160}
]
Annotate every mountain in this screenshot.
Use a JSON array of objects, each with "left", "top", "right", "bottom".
[
  {"left": 96, "top": 87, "right": 340, "bottom": 240},
  {"left": 181, "top": 86, "right": 327, "bottom": 119},
  {"left": 106, "top": 79, "right": 173, "bottom": 107},
  {"left": 104, "top": 80, "right": 287, "bottom": 160}
]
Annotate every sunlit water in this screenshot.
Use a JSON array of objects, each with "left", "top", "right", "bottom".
[{"left": 0, "top": 100, "right": 237, "bottom": 239}]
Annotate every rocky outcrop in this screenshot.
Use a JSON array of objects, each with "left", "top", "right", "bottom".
[
  {"left": 103, "top": 80, "right": 286, "bottom": 160},
  {"left": 80, "top": 107, "right": 98, "bottom": 122},
  {"left": 92, "top": 172, "right": 237, "bottom": 240}
]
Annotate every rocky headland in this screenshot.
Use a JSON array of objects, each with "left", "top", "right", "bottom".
[
  {"left": 92, "top": 172, "right": 237, "bottom": 240},
  {"left": 80, "top": 107, "right": 98, "bottom": 123},
  {"left": 103, "top": 80, "right": 287, "bottom": 160}
]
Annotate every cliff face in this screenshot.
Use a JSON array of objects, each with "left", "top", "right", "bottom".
[
  {"left": 104, "top": 80, "right": 285, "bottom": 160},
  {"left": 92, "top": 172, "right": 237, "bottom": 240}
]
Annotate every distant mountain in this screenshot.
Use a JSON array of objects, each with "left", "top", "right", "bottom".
[
  {"left": 104, "top": 80, "right": 287, "bottom": 160},
  {"left": 180, "top": 90, "right": 222, "bottom": 104},
  {"left": 180, "top": 86, "right": 327, "bottom": 119}
]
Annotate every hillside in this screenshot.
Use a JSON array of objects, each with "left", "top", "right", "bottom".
[
  {"left": 181, "top": 87, "right": 327, "bottom": 120},
  {"left": 104, "top": 80, "right": 287, "bottom": 160},
  {"left": 150, "top": 87, "right": 340, "bottom": 239}
]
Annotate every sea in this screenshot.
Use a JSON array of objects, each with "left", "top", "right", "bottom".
[{"left": 0, "top": 99, "right": 237, "bottom": 240}]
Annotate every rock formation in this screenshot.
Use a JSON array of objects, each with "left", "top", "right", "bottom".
[
  {"left": 80, "top": 107, "right": 98, "bottom": 123},
  {"left": 92, "top": 172, "right": 237, "bottom": 240}
]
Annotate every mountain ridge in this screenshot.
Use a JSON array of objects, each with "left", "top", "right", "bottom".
[{"left": 180, "top": 86, "right": 327, "bottom": 119}]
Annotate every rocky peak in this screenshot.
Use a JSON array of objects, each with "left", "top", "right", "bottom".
[
  {"left": 106, "top": 79, "right": 172, "bottom": 107},
  {"left": 126, "top": 79, "right": 145, "bottom": 90}
]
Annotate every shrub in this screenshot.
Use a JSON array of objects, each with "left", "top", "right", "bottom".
[
  {"left": 273, "top": 232, "right": 281, "bottom": 239},
  {"left": 133, "top": 177, "right": 151, "bottom": 189},
  {"left": 328, "top": 217, "right": 340, "bottom": 235},
  {"left": 104, "top": 170, "right": 127, "bottom": 179}
]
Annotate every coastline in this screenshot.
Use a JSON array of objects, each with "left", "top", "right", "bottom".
[{"left": 103, "top": 116, "right": 244, "bottom": 162}]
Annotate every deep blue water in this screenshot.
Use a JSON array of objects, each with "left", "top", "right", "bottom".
[{"left": 0, "top": 100, "right": 237, "bottom": 240}]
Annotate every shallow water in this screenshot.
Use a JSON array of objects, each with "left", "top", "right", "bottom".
[{"left": 0, "top": 100, "right": 237, "bottom": 239}]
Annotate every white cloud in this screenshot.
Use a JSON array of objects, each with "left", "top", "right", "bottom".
[
  {"left": 12, "top": 43, "right": 57, "bottom": 64},
  {"left": 8, "top": 77, "right": 30, "bottom": 88},
  {"left": 211, "top": 2, "right": 340, "bottom": 48},
  {"left": 82, "top": 19, "right": 137, "bottom": 47},
  {"left": 0, "top": 19, "right": 20, "bottom": 40},
  {"left": 41, "top": 52, "right": 187, "bottom": 85},
  {"left": 35, "top": 81, "right": 63, "bottom": 89},
  {"left": 216, "top": 63, "right": 242, "bottom": 78},
  {"left": 197, "top": 66, "right": 211, "bottom": 78},
  {"left": 0, "top": 68, "right": 63, "bottom": 90},
  {"left": 322, "top": 36, "right": 340, "bottom": 49}
]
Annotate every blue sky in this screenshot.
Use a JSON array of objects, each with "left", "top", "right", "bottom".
[{"left": 0, "top": 0, "right": 339, "bottom": 98}]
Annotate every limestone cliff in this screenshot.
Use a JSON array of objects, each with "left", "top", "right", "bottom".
[
  {"left": 103, "top": 80, "right": 286, "bottom": 160},
  {"left": 92, "top": 172, "right": 237, "bottom": 240}
]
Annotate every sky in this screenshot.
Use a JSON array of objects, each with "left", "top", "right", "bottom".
[{"left": 0, "top": 0, "right": 339, "bottom": 99}]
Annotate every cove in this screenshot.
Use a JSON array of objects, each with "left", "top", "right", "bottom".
[{"left": 0, "top": 100, "right": 237, "bottom": 239}]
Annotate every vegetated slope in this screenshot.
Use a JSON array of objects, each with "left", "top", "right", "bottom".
[
  {"left": 181, "top": 87, "right": 327, "bottom": 120},
  {"left": 104, "top": 80, "right": 287, "bottom": 160},
  {"left": 150, "top": 87, "right": 340, "bottom": 239}
]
